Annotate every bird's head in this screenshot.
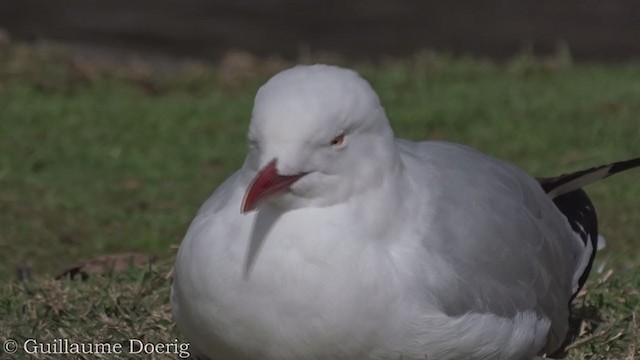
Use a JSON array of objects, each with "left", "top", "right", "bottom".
[{"left": 241, "top": 65, "right": 397, "bottom": 213}]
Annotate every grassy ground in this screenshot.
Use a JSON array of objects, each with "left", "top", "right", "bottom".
[{"left": 0, "top": 43, "right": 639, "bottom": 359}]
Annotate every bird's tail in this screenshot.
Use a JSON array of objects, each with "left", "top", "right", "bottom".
[
  {"left": 538, "top": 157, "right": 640, "bottom": 199},
  {"left": 537, "top": 157, "right": 639, "bottom": 300}
]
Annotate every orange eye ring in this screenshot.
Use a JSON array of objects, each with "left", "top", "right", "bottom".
[{"left": 330, "top": 133, "right": 345, "bottom": 147}]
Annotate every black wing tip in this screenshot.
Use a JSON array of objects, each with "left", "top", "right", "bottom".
[
  {"left": 539, "top": 156, "right": 640, "bottom": 196},
  {"left": 608, "top": 157, "right": 640, "bottom": 177},
  {"left": 539, "top": 157, "right": 639, "bottom": 300},
  {"left": 552, "top": 189, "right": 599, "bottom": 300}
]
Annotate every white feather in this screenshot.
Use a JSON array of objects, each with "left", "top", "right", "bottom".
[{"left": 172, "top": 65, "right": 588, "bottom": 360}]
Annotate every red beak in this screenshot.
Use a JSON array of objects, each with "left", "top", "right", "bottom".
[{"left": 241, "top": 159, "right": 305, "bottom": 213}]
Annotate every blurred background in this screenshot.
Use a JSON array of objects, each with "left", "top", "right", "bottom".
[
  {"left": 2, "top": 0, "right": 640, "bottom": 61},
  {"left": 1, "top": 3, "right": 639, "bottom": 356}
]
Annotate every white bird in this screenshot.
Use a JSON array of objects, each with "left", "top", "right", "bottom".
[{"left": 171, "top": 64, "right": 639, "bottom": 360}]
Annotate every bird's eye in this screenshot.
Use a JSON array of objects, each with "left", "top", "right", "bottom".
[
  {"left": 248, "top": 137, "right": 260, "bottom": 149},
  {"left": 330, "top": 133, "right": 346, "bottom": 147}
]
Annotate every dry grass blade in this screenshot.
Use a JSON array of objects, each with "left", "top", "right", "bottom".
[{"left": 564, "top": 326, "right": 613, "bottom": 351}]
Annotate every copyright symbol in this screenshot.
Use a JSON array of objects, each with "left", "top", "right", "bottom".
[{"left": 3, "top": 339, "right": 17, "bottom": 354}]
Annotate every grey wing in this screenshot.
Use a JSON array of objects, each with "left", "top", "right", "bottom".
[{"left": 400, "top": 141, "right": 583, "bottom": 352}]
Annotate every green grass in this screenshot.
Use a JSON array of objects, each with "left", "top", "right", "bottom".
[{"left": 0, "top": 44, "right": 639, "bottom": 359}]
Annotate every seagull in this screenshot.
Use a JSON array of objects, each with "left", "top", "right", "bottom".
[{"left": 171, "top": 64, "right": 639, "bottom": 360}]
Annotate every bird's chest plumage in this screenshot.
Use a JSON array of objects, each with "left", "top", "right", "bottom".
[{"left": 174, "top": 205, "right": 411, "bottom": 359}]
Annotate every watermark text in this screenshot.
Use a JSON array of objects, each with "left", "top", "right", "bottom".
[{"left": 2, "top": 338, "right": 190, "bottom": 358}]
